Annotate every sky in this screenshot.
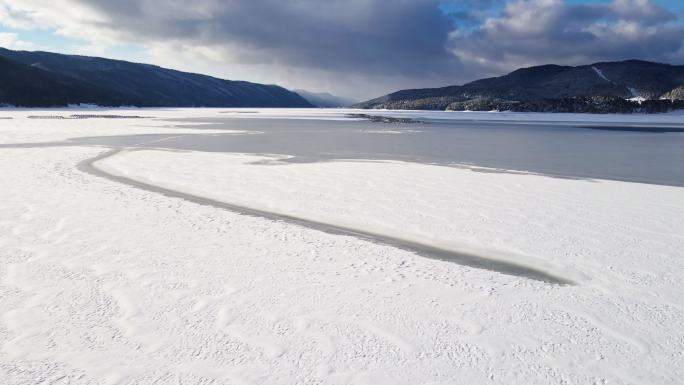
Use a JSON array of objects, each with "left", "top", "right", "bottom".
[{"left": 0, "top": 0, "right": 683, "bottom": 100}]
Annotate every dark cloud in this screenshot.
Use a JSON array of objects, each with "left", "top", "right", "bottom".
[
  {"left": 449, "top": 0, "right": 684, "bottom": 73},
  {"left": 74, "top": 0, "right": 460, "bottom": 77}
]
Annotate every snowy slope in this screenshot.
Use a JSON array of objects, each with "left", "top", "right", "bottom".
[{"left": 591, "top": 66, "right": 610, "bottom": 82}]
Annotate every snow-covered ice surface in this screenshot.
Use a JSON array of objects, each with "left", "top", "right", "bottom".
[{"left": 1, "top": 108, "right": 684, "bottom": 384}]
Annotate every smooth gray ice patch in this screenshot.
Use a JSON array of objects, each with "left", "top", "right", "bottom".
[
  {"left": 62, "top": 115, "right": 684, "bottom": 187},
  {"left": 347, "top": 113, "right": 425, "bottom": 124},
  {"left": 78, "top": 149, "right": 575, "bottom": 285},
  {"left": 3, "top": 113, "right": 684, "bottom": 186},
  {"left": 580, "top": 125, "right": 684, "bottom": 133}
]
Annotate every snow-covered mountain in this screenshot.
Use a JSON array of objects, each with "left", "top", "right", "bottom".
[{"left": 355, "top": 60, "right": 684, "bottom": 112}]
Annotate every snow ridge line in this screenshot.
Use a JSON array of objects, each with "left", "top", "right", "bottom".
[{"left": 592, "top": 66, "right": 610, "bottom": 82}]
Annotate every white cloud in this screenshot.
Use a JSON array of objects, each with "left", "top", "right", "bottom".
[{"left": 0, "top": 32, "right": 33, "bottom": 49}]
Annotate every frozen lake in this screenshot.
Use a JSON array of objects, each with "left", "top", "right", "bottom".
[
  {"left": 1, "top": 108, "right": 683, "bottom": 384},
  {"left": 61, "top": 113, "right": 684, "bottom": 186}
]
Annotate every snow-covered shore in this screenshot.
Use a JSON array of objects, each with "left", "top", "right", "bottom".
[
  {"left": 95, "top": 149, "right": 684, "bottom": 283},
  {"left": 1, "top": 109, "right": 683, "bottom": 384}
]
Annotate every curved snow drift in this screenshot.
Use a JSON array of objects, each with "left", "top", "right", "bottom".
[{"left": 82, "top": 149, "right": 583, "bottom": 285}]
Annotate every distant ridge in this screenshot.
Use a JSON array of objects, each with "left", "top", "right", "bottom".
[
  {"left": 0, "top": 56, "right": 130, "bottom": 107},
  {"left": 0, "top": 48, "right": 312, "bottom": 108},
  {"left": 355, "top": 60, "right": 684, "bottom": 113},
  {"left": 294, "top": 89, "right": 357, "bottom": 108}
]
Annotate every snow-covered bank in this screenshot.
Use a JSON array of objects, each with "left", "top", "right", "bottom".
[
  {"left": 91, "top": 148, "right": 684, "bottom": 383},
  {"left": 0, "top": 108, "right": 248, "bottom": 145},
  {"left": 1, "top": 110, "right": 683, "bottom": 384},
  {"left": 95, "top": 149, "right": 683, "bottom": 287}
]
